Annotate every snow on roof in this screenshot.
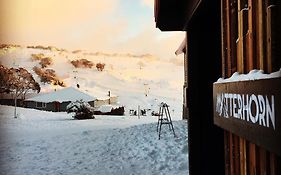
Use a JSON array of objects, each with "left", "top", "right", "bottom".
[
  {"left": 215, "top": 68, "right": 281, "bottom": 84},
  {"left": 25, "top": 87, "right": 96, "bottom": 103},
  {"left": 97, "top": 104, "right": 122, "bottom": 113},
  {"left": 82, "top": 88, "right": 117, "bottom": 101}
]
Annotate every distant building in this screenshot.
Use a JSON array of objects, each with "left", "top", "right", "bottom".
[
  {"left": 94, "top": 96, "right": 118, "bottom": 109},
  {"left": 24, "top": 87, "right": 96, "bottom": 112}
]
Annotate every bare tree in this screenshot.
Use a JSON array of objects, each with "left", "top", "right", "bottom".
[
  {"left": 39, "top": 57, "right": 53, "bottom": 68},
  {"left": 96, "top": 63, "right": 105, "bottom": 71},
  {"left": 0, "top": 65, "right": 40, "bottom": 118}
]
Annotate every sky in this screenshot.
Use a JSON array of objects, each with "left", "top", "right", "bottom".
[{"left": 0, "top": 0, "right": 185, "bottom": 60}]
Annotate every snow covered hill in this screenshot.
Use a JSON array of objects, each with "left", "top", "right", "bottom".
[
  {"left": 0, "top": 45, "right": 184, "bottom": 117},
  {"left": 0, "top": 45, "right": 187, "bottom": 174},
  {"left": 0, "top": 105, "right": 188, "bottom": 175}
]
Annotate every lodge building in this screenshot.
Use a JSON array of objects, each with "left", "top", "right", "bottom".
[{"left": 155, "top": 0, "right": 281, "bottom": 174}]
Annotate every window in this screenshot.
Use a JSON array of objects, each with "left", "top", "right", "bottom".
[{"left": 36, "top": 102, "right": 46, "bottom": 108}]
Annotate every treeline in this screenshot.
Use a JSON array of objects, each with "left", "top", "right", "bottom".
[
  {"left": 32, "top": 67, "right": 66, "bottom": 87},
  {"left": 0, "top": 44, "right": 21, "bottom": 49},
  {"left": 30, "top": 53, "right": 65, "bottom": 87},
  {"left": 31, "top": 53, "right": 53, "bottom": 68},
  {"left": 70, "top": 59, "right": 105, "bottom": 71},
  {"left": 27, "top": 45, "right": 67, "bottom": 52}
]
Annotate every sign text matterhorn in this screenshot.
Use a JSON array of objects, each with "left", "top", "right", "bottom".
[{"left": 215, "top": 93, "right": 275, "bottom": 130}]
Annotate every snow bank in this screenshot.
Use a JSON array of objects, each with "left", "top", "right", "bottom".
[
  {"left": 97, "top": 105, "right": 113, "bottom": 113},
  {"left": 0, "top": 105, "right": 188, "bottom": 175},
  {"left": 215, "top": 68, "right": 281, "bottom": 83}
]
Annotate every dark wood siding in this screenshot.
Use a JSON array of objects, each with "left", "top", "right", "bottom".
[
  {"left": 221, "top": 0, "right": 281, "bottom": 174},
  {"left": 187, "top": 1, "right": 225, "bottom": 174}
]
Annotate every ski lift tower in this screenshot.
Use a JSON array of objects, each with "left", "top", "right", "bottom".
[
  {"left": 144, "top": 83, "right": 149, "bottom": 97},
  {"left": 73, "top": 70, "right": 79, "bottom": 88},
  {"left": 157, "top": 102, "right": 176, "bottom": 139}
]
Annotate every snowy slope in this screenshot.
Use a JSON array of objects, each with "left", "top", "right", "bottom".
[
  {"left": 0, "top": 45, "right": 187, "bottom": 174},
  {"left": 0, "top": 105, "right": 188, "bottom": 175},
  {"left": 0, "top": 45, "right": 184, "bottom": 118}
]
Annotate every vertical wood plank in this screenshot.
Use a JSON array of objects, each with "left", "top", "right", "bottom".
[
  {"left": 270, "top": 153, "right": 276, "bottom": 175},
  {"left": 238, "top": 1, "right": 247, "bottom": 172},
  {"left": 229, "top": 132, "right": 234, "bottom": 175},
  {"left": 256, "top": 0, "right": 265, "bottom": 70},
  {"left": 234, "top": 135, "right": 240, "bottom": 175},
  {"left": 266, "top": 2, "right": 272, "bottom": 72},
  {"left": 230, "top": 0, "right": 238, "bottom": 73},
  {"left": 259, "top": 147, "right": 267, "bottom": 175},
  {"left": 246, "top": 1, "right": 257, "bottom": 173},
  {"left": 247, "top": 0, "right": 254, "bottom": 70},
  {"left": 226, "top": 0, "right": 232, "bottom": 76},
  {"left": 249, "top": 143, "right": 257, "bottom": 175},
  {"left": 237, "top": 0, "right": 244, "bottom": 73},
  {"left": 225, "top": 131, "right": 230, "bottom": 175},
  {"left": 221, "top": 0, "right": 226, "bottom": 78},
  {"left": 240, "top": 138, "right": 247, "bottom": 175}
]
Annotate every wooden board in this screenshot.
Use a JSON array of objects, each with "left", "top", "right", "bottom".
[{"left": 213, "top": 78, "right": 281, "bottom": 156}]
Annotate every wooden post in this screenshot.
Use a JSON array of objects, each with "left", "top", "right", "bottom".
[
  {"left": 237, "top": 0, "right": 244, "bottom": 73},
  {"left": 14, "top": 95, "right": 17, "bottom": 118},
  {"left": 266, "top": 4, "right": 273, "bottom": 72},
  {"left": 247, "top": 0, "right": 254, "bottom": 70},
  {"left": 226, "top": 0, "right": 232, "bottom": 76},
  {"left": 256, "top": 0, "right": 265, "bottom": 70},
  {"left": 138, "top": 105, "right": 140, "bottom": 119}
]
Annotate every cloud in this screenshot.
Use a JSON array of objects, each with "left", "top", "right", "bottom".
[
  {"left": 114, "top": 28, "right": 185, "bottom": 60},
  {"left": 141, "top": 0, "right": 154, "bottom": 8},
  {"left": 0, "top": 0, "right": 185, "bottom": 60},
  {"left": 0, "top": 0, "right": 119, "bottom": 46}
]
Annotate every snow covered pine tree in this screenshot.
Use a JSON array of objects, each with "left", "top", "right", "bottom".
[{"left": 66, "top": 100, "right": 95, "bottom": 120}]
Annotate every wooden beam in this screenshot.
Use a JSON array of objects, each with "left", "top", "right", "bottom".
[
  {"left": 247, "top": 0, "right": 254, "bottom": 70},
  {"left": 249, "top": 143, "right": 257, "bottom": 175},
  {"left": 266, "top": 3, "right": 273, "bottom": 72},
  {"left": 256, "top": 0, "right": 265, "bottom": 70},
  {"left": 224, "top": 131, "right": 230, "bottom": 175},
  {"left": 221, "top": 0, "right": 226, "bottom": 78},
  {"left": 237, "top": 0, "right": 244, "bottom": 73},
  {"left": 226, "top": 0, "right": 232, "bottom": 76},
  {"left": 259, "top": 147, "right": 267, "bottom": 175},
  {"left": 240, "top": 138, "right": 247, "bottom": 175}
]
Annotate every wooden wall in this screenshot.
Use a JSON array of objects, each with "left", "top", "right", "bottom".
[
  {"left": 187, "top": 1, "right": 225, "bottom": 174},
  {"left": 221, "top": 0, "right": 281, "bottom": 174}
]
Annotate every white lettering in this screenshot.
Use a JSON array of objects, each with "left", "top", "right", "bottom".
[
  {"left": 215, "top": 93, "right": 276, "bottom": 130},
  {"left": 258, "top": 95, "right": 266, "bottom": 127},
  {"left": 266, "top": 96, "right": 275, "bottom": 130},
  {"left": 242, "top": 94, "right": 249, "bottom": 121},
  {"left": 237, "top": 94, "right": 242, "bottom": 119},
  {"left": 233, "top": 94, "right": 238, "bottom": 118},
  {"left": 249, "top": 94, "right": 259, "bottom": 123}
]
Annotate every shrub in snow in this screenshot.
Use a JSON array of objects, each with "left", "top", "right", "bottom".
[
  {"left": 96, "top": 63, "right": 105, "bottom": 71},
  {"left": 70, "top": 59, "right": 94, "bottom": 68},
  {"left": 32, "top": 66, "right": 66, "bottom": 87},
  {"left": 66, "top": 100, "right": 95, "bottom": 120},
  {"left": 39, "top": 57, "right": 53, "bottom": 68}
]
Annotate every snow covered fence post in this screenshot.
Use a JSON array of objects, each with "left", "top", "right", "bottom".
[{"left": 138, "top": 105, "right": 140, "bottom": 119}]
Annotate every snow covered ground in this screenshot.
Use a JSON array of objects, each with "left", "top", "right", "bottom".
[
  {"left": 0, "top": 105, "right": 188, "bottom": 175},
  {"left": 0, "top": 46, "right": 187, "bottom": 174}
]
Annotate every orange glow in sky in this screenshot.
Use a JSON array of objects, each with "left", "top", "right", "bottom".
[{"left": 0, "top": 0, "right": 184, "bottom": 59}]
